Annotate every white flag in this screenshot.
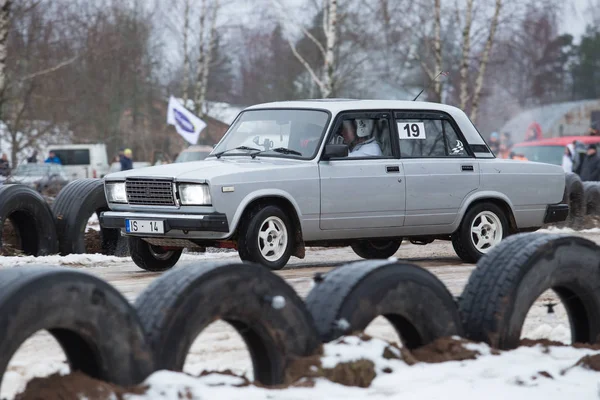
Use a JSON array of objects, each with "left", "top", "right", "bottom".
[{"left": 166, "top": 96, "right": 207, "bottom": 145}]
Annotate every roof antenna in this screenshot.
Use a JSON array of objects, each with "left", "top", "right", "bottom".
[{"left": 413, "top": 71, "right": 449, "bottom": 101}]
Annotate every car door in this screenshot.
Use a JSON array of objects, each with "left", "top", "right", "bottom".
[
  {"left": 319, "top": 111, "right": 406, "bottom": 230},
  {"left": 395, "top": 111, "right": 480, "bottom": 226}
]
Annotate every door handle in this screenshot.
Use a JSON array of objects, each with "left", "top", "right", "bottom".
[
  {"left": 461, "top": 165, "right": 474, "bottom": 171},
  {"left": 386, "top": 166, "right": 400, "bottom": 173}
]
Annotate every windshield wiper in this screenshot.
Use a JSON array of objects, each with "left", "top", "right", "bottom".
[
  {"left": 213, "top": 146, "right": 261, "bottom": 159},
  {"left": 252, "top": 147, "right": 303, "bottom": 158}
]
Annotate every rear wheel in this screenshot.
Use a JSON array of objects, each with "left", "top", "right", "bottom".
[
  {"left": 452, "top": 202, "right": 508, "bottom": 263},
  {"left": 129, "top": 236, "right": 182, "bottom": 272},
  {"left": 351, "top": 239, "right": 401, "bottom": 259}
]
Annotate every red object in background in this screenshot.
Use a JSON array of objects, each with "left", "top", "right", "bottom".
[
  {"left": 512, "top": 135, "right": 600, "bottom": 148},
  {"left": 525, "top": 122, "right": 543, "bottom": 140}
]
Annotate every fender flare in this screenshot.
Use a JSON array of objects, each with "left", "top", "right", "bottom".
[
  {"left": 229, "top": 189, "right": 304, "bottom": 234},
  {"left": 455, "top": 191, "right": 516, "bottom": 230}
]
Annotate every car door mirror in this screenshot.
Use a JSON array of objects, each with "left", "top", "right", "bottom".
[{"left": 323, "top": 144, "right": 348, "bottom": 160}]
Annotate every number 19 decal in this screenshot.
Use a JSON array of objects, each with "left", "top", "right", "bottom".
[{"left": 398, "top": 122, "right": 426, "bottom": 140}]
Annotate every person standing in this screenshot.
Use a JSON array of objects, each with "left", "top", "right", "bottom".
[
  {"left": 562, "top": 145, "right": 574, "bottom": 173},
  {"left": 120, "top": 148, "right": 133, "bottom": 171},
  {"left": 44, "top": 151, "right": 61, "bottom": 164},
  {"left": 0, "top": 153, "right": 9, "bottom": 176},
  {"left": 488, "top": 132, "right": 500, "bottom": 156},
  {"left": 579, "top": 144, "right": 600, "bottom": 181}
]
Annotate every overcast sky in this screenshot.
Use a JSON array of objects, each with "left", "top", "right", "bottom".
[{"left": 559, "top": 0, "right": 595, "bottom": 40}]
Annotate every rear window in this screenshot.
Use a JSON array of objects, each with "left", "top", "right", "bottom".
[
  {"left": 511, "top": 145, "right": 564, "bottom": 165},
  {"left": 50, "top": 149, "right": 90, "bottom": 165}
]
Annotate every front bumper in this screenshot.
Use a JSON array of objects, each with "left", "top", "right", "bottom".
[
  {"left": 100, "top": 211, "right": 229, "bottom": 233},
  {"left": 543, "top": 203, "right": 569, "bottom": 224}
]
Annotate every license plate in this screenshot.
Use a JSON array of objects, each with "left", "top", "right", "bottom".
[{"left": 125, "top": 219, "right": 164, "bottom": 234}]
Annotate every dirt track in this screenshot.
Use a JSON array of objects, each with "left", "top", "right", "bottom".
[{"left": 1, "top": 230, "right": 598, "bottom": 398}]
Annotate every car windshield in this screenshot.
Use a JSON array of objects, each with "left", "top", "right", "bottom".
[
  {"left": 175, "top": 151, "right": 212, "bottom": 163},
  {"left": 511, "top": 145, "right": 565, "bottom": 165},
  {"left": 211, "top": 109, "right": 329, "bottom": 159}
]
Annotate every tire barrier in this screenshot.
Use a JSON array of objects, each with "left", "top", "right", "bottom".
[
  {"left": 133, "top": 261, "right": 321, "bottom": 385},
  {"left": 0, "top": 266, "right": 154, "bottom": 393},
  {"left": 583, "top": 182, "right": 600, "bottom": 217},
  {"left": 52, "top": 179, "right": 121, "bottom": 256},
  {"left": 562, "top": 172, "right": 585, "bottom": 227},
  {"left": 4, "top": 232, "right": 600, "bottom": 396},
  {"left": 0, "top": 184, "right": 58, "bottom": 256},
  {"left": 305, "top": 260, "right": 463, "bottom": 346},
  {"left": 458, "top": 232, "right": 600, "bottom": 349}
]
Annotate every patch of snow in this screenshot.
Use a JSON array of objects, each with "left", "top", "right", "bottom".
[
  {"left": 196, "top": 372, "right": 247, "bottom": 387},
  {"left": 86, "top": 214, "right": 100, "bottom": 232},
  {"left": 0, "top": 251, "right": 241, "bottom": 269},
  {"left": 123, "top": 335, "right": 600, "bottom": 400},
  {"left": 0, "top": 254, "right": 133, "bottom": 268},
  {"left": 537, "top": 227, "right": 600, "bottom": 234},
  {"left": 525, "top": 324, "right": 571, "bottom": 344}
]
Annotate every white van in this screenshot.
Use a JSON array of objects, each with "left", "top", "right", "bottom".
[{"left": 46, "top": 144, "right": 110, "bottom": 180}]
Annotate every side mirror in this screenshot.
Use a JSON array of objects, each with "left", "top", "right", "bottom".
[{"left": 323, "top": 144, "right": 348, "bottom": 160}]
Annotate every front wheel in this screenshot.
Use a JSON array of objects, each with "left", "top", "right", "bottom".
[
  {"left": 452, "top": 203, "right": 509, "bottom": 263},
  {"left": 129, "top": 237, "right": 183, "bottom": 272},
  {"left": 351, "top": 239, "right": 401, "bottom": 259},
  {"left": 237, "top": 205, "right": 293, "bottom": 270}
]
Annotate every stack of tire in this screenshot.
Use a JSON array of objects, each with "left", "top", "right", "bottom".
[
  {"left": 2, "top": 233, "right": 600, "bottom": 395},
  {"left": 0, "top": 180, "right": 124, "bottom": 257},
  {"left": 562, "top": 172, "right": 600, "bottom": 229}
]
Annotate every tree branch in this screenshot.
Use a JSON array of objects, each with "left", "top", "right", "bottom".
[{"left": 470, "top": 0, "right": 502, "bottom": 123}]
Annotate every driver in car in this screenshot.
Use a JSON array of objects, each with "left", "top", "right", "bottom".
[{"left": 340, "top": 119, "right": 382, "bottom": 157}]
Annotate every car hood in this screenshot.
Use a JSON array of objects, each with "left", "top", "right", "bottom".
[{"left": 104, "top": 157, "right": 307, "bottom": 182}]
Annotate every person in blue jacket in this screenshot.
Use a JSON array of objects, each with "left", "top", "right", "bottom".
[
  {"left": 120, "top": 148, "right": 133, "bottom": 171},
  {"left": 44, "top": 151, "right": 61, "bottom": 164}
]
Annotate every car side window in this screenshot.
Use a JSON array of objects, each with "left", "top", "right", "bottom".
[
  {"left": 328, "top": 115, "right": 394, "bottom": 158},
  {"left": 397, "top": 117, "right": 468, "bottom": 158}
]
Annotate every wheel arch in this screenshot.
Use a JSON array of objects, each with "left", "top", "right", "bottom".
[
  {"left": 458, "top": 192, "right": 517, "bottom": 234},
  {"left": 232, "top": 191, "right": 305, "bottom": 258}
]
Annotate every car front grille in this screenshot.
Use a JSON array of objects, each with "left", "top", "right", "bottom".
[{"left": 125, "top": 178, "right": 176, "bottom": 206}]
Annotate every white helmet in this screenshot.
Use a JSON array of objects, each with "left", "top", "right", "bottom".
[{"left": 356, "top": 119, "right": 373, "bottom": 137}]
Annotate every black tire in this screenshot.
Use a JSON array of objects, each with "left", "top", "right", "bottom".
[
  {"left": 129, "top": 236, "right": 182, "bottom": 272},
  {"left": 0, "top": 266, "right": 153, "bottom": 391},
  {"left": 134, "top": 261, "right": 320, "bottom": 385},
  {"left": 350, "top": 239, "right": 401, "bottom": 259},
  {"left": 0, "top": 184, "right": 58, "bottom": 256},
  {"left": 458, "top": 232, "right": 600, "bottom": 349},
  {"left": 452, "top": 202, "right": 509, "bottom": 263},
  {"left": 237, "top": 204, "right": 293, "bottom": 270},
  {"left": 563, "top": 172, "right": 584, "bottom": 225},
  {"left": 305, "top": 260, "right": 463, "bottom": 347},
  {"left": 583, "top": 182, "right": 600, "bottom": 216},
  {"left": 52, "top": 179, "right": 120, "bottom": 255}
]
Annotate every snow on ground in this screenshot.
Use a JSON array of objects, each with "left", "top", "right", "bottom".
[{"left": 127, "top": 336, "right": 600, "bottom": 400}]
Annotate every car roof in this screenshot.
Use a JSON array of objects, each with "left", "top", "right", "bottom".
[
  {"left": 243, "top": 99, "right": 492, "bottom": 155},
  {"left": 512, "top": 136, "right": 600, "bottom": 147},
  {"left": 245, "top": 99, "right": 468, "bottom": 116}
]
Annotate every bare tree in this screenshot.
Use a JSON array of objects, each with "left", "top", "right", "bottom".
[
  {"left": 469, "top": 0, "right": 502, "bottom": 122},
  {"left": 459, "top": 0, "right": 474, "bottom": 110},
  {"left": 271, "top": 0, "right": 338, "bottom": 98},
  {"left": 192, "top": 0, "right": 220, "bottom": 118},
  {"left": 181, "top": 0, "right": 190, "bottom": 103},
  {"left": 0, "top": 0, "right": 11, "bottom": 125}
]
